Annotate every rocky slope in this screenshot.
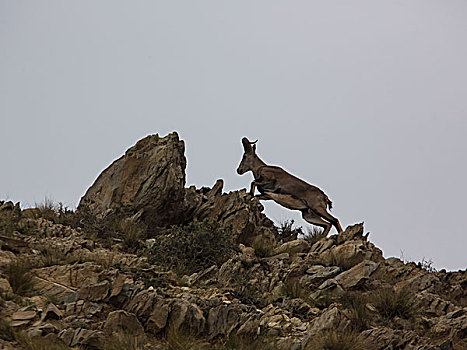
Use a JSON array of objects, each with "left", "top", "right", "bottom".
[{"left": 0, "top": 132, "right": 466, "bottom": 350}]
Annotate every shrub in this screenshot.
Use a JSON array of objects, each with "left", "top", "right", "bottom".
[
  {"left": 0, "top": 319, "right": 15, "bottom": 341},
  {"left": 164, "top": 326, "right": 208, "bottom": 350},
  {"left": 16, "top": 333, "right": 72, "bottom": 350},
  {"left": 252, "top": 236, "right": 274, "bottom": 258},
  {"left": 281, "top": 278, "right": 312, "bottom": 303},
  {"left": 114, "top": 218, "right": 146, "bottom": 253},
  {"left": 303, "top": 328, "right": 372, "bottom": 350},
  {"left": 39, "top": 245, "right": 67, "bottom": 267},
  {"left": 102, "top": 332, "right": 146, "bottom": 350},
  {"left": 338, "top": 291, "right": 372, "bottom": 331},
  {"left": 5, "top": 259, "right": 35, "bottom": 296},
  {"left": 230, "top": 272, "right": 268, "bottom": 308},
  {"left": 0, "top": 203, "right": 21, "bottom": 236},
  {"left": 328, "top": 251, "right": 364, "bottom": 271},
  {"left": 276, "top": 220, "right": 303, "bottom": 243},
  {"left": 367, "top": 287, "right": 417, "bottom": 320},
  {"left": 164, "top": 326, "right": 280, "bottom": 350},
  {"left": 417, "top": 258, "right": 437, "bottom": 273},
  {"left": 148, "top": 220, "right": 236, "bottom": 275},
  {"left": 35, "top": 197, "right": 60, "bottom": 222},
  {"left": 304, "top": 226, "right": 327, "bottom": 245},
  {"left": 215, "top": 335, "right": 280, "bottom": 350}
]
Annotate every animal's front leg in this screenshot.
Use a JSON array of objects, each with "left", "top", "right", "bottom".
[{"left": 249, "top": 181, "right": 256, "bottom": 196}]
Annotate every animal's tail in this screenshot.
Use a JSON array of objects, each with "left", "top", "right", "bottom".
[{"left": 327, "top": 197, "right": 333, "bottom": 210}]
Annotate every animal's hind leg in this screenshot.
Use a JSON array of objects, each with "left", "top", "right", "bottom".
[
  {"left": 255, "top": 193, "right": 273, "bottom": 201},
  {"left": 302, "top": 209, "right": 332, "bottom": 237},
  {"left": 313, "top": 207, "right": 343, "bottom": 233}
]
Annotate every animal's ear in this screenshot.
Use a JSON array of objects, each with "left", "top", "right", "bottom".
[
  {"left": 242, "top": 137, "right": 252, "bottom": 153},
  {"left": 252, "top": 144, "right": 256, "bottom": 153}
]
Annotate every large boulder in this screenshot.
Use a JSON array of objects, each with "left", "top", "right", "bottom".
[{"left": 79, "top": 132, "right": 187, "bottom": 227}]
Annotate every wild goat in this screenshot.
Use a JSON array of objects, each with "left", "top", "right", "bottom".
[{"left": 237, "top": 137, "right": 343, "bottom": 236}]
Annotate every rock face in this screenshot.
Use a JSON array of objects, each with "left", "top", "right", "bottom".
[
  {"left": 79, "top": 133, "right": 187, "bottom": 227},
  {"left": 78, "top": 132, "right": 276, "bottom": 244}
]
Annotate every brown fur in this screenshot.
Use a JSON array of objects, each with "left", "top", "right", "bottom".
[{"left": 237, "top": 137, "right": 342, "bottom": 236}]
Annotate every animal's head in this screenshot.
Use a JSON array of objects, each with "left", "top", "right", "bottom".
[{"left": 237, "top": 137, "right": 258, "bottom": 175}]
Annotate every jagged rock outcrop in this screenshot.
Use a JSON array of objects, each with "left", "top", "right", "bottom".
[
  {"left": 0, "top": 215, "right": 466, "bottom": 349},
  {"left": 78, "top": 133, "right": 187, "bottom": 227},
  {"left": 1, "top": 134, "right": 466, "bottom": 349},
  {"left": 78, "top": 132, "right": 276, "bottom": 244}
]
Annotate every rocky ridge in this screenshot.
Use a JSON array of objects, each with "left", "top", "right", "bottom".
[{"left": 0, "top": 132, "right": 466, "bottom": 350}]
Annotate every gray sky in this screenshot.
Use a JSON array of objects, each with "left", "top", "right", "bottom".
[{"left": 1, "top": 1, "right": 466, "bottom": 271}]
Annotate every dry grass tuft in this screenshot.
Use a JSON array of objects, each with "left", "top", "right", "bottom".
[
  {"left": 276, "top": 219, "right": 303, "bottom": 243},
  {"left": 0, "top": 319, "right": 15, "bottom": 341},
  {"left": 102, "top": 332, "right": 147, "bottom": 350},
  {"left": 39, "top": 245, "right": 67, "bottom": 267},
  {"left": 304, "top": 328, "right": 373, "bottom": 350},
  {"left": 16, "top": 332, "right": 73, "bottom": 350},
  {"left": 328, "top": 252, "right": 365, "bottom": 271},
  {"left": 338, "top": 291, "right": 373, "bottom": 331},
  {"left": 304, "top": 226, "right": 327, "bottom": 245},
  {"left": 252, "top": 236, "right": 275, "bottom": 258},
  {"left": 5, "top": 259, "right": 36, "bottom": 296},
  {"left": 367, "top": 287, "right": 418, "bottom": 320}
]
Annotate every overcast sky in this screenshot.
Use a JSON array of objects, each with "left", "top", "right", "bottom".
[{"left": 1, "top": 1, "right": 466, "bottom": 271}]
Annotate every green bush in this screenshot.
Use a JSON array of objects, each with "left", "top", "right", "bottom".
[{"left": 148, "top": 220, "right": 236, "bottom": 275}]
